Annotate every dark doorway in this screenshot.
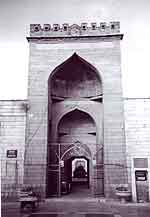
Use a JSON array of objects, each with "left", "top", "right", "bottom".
[{"left": 63, "top": 156, "right": 90, "bottom": 197}]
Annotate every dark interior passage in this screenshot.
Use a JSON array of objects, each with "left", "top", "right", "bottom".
[{"left": 61, "top": 156, "right": 90, "bottom": 197}]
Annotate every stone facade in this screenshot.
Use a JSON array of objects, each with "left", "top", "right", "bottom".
[
  {"left": 0, "top": 98, "right": 150, "bottom": 201},
  {"left": 1, "top": 97, "right": 150, "bottom": 200},
  {"left": 24, "top": 22, "right": 127, "bottom": 198},
  {"left": 0, "top": 100, "right": 27, "bottom": 187},
  {"left": 124, "top": 98, "right": 150, "bottom": 201}
]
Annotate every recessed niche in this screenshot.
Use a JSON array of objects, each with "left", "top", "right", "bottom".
[{"left": 50, "top": 53, "right": 102, "bottom": 99}]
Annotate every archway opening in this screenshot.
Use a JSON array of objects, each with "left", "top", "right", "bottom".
[
  {"left": 62, "top": 156, "right": 90, "bottom": 197},
  {"left": 58, "top": 109, "right": 96, "bottom": 145},
  {"left": 57, "top": 110, "right": 95, "bottom": 197},
  {"left": 48, "top": 53, "right": 102, "bottom": 100},
  {"left": 47, "top": 53, "right": 103, "bottom": 197}
]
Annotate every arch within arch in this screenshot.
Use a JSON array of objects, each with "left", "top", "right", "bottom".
[
  {"left": 47, "top": 53, "right": 103, "bottom": 197},
  {"left": 57, "top": 109, "right": 96, "bottom": 194},
  {"left": 60, "top": 142, "right": 92, "bottom": 161}
]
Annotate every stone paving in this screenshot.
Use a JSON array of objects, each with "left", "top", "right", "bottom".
[{"left": 2, "top": 198, "right": 150, "bottom": 217}]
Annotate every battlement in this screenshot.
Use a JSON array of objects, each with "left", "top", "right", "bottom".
[{"left": 29, "top": 22, "right": 120, "bottom": 37}]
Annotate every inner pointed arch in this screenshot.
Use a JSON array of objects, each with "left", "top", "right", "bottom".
[{"left": 58, "top": 109, "right": 96, "bottom": 134}]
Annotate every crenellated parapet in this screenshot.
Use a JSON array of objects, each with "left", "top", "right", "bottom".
[{"left": 29, "top": 22, "right": 120, "bottom": 37}]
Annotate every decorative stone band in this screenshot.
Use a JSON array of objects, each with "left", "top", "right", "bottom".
[
  {"left": 27, "top": 34, "right": 123, "bottom": 42},
  {"left": 29, "top": 22, "right": 121, "bottom": 37}
]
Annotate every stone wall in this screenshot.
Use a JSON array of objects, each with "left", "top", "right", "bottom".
[
  {"left": 124, "top": 98, "right": 150, "bottom": 180},
  {"left": 0, "top": 100, "right": 26, "bottom": 186},
  {"left": 1, "top": 97, "right": 150, "bottom": 200}
]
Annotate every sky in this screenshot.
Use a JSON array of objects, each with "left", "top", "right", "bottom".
[{"left": 0, "top": 0, "right": 150, "bottom": 99}]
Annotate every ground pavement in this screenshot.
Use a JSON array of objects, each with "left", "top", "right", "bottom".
[{"left": 2, "top": 198, "right": 150, "bottom": 217}]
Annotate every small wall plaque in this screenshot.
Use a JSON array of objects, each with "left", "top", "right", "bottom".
[
  {"left": 7, "top": 150, "right": 17, "bottom": 158},
  {"left": 135, "top": 170, "right": 147, "bottom": 181}
]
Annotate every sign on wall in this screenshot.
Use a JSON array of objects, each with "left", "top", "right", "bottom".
[
  {"left": 135, "top": 170, "right": 147, "bottom": 181},
  {"left": 6, "top": 150, "right": 17, "bottom": 158}
]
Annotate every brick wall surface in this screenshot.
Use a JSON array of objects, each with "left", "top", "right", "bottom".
[
  {"left": 1, "top": 98, "right": 150, "bottom": 199},
  {"left": 0, "top": 100, "right": 27, "bottom": 185},
  {"left": 124, "top": 98, "right": 150, "bottom": 184}
]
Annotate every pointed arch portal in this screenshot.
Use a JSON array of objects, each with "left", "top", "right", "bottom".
[
  {"left": 49, "top": 53, "right": 102, "bottom": 99},
  {"left": 47, "top": 53, "right": 103, "bottom": 197}
]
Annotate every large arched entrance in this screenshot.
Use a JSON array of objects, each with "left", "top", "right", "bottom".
[
  {"left": 47, "top": 53, "right": 103, "bottom": 197},
  {"left": 57, "top": 110, "right": 94, "bottom": 197}
]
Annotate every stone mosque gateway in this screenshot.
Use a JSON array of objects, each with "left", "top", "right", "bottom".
[{"left": 24, "top": 22, "right": 128, "bottom": 198}]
